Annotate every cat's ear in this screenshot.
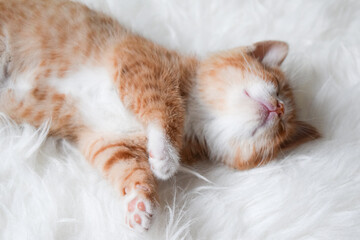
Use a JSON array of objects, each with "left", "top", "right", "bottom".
[
  {"left": 249, "top": 41, "right": 289, "bottom": 67},
  {"left": 281, "top": 121, "right": 320, "bottom": 150}
]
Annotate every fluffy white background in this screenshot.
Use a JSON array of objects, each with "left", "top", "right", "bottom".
[{"left": 1, "top": 0, "right": 360, "bottom": 239}]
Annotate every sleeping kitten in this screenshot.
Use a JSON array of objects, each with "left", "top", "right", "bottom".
[
  {"left": 182, "top": 42, "right": 320, "bottom": 169},
  {"left": 0, "top": 0, "right": 319, "bottom": 232}
]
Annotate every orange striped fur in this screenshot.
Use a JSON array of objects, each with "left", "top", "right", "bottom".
[{"left": 0, "top": 0, "right": 319, "bottom": 231}]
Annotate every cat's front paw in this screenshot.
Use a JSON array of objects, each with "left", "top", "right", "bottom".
[
  {"left": 124, "top": 184, "right": 156, "bottom": 232},
  {"left": 147, "top": 124, "right": 180, "bottom": 180}
]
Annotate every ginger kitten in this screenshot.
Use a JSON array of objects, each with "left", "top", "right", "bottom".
[
  {"left": 0, "top": 0, "right": 319, "bottom": 232},
  {"left": 183, "top": 42, "right": 320, "bottom": 169}
]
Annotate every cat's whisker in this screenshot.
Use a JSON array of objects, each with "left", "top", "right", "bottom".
[{"left": 0, "top": 1, "right": 319, "bottom": 232}]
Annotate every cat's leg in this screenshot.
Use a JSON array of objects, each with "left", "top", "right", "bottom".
[
  {"left": 146, "top": 122, "right": 180, "bottom": 180},
  {"left": 78, "top": 131, "right": 157, "bottom": 231},
  {"left": 114, "top": 62, "right": 184, "bottom": 180}
]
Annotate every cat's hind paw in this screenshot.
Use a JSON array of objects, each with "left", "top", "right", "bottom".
[
  {"left": 147, "top": 124, "right": 180, "bottom": 180},
  {"left": 124, "top": 185, "right": 156, "bottom": 232}
]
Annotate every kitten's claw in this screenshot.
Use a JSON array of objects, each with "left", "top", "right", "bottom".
[
  {"left": 147, "top": 124, "right": 180, "bottom": 180},
  {"left": 124, "top": 185, "right": 155, "bottom": 232}
]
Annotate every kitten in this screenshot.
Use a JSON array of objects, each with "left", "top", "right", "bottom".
[
  {"left": 0, "top": 0, "right": 319, "bottom": 232},
  {"left": 182, "top": 42, "right": 320, "bottom": 169}
]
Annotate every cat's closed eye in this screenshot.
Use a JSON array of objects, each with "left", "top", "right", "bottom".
[
  {"left": 193, "top": 40, "right": 319, "bottom": 170},
  {"left": 276, "top": 80, "right": 280, "bottom": 96}
]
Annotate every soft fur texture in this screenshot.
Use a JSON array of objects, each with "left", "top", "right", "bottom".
[
  {"left": 1, "top": 0, "right": 359, "bottom": 239},
  {"left": 0, "top": 0, "right": 317, "bottom": 232}
]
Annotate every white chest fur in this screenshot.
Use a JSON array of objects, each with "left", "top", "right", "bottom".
[{"left": 48, "top": 66, "right": 144, "bottom": 135}]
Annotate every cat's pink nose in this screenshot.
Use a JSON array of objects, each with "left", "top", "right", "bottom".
[{"left": 275, "top": 101, "right": 284, "bottom": 116}]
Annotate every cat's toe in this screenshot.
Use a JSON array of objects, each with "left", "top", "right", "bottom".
[
  {"left": 147, "top": 124, "right": 180, "bottom": 180},
  {"left": 148, "top": 147, "right": 179, "bottom": 180},
  {"left": 124, "top": 186, "right": 156, "bottom": 232}
]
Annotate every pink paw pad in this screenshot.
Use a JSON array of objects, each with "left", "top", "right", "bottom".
[
  {"left": 138, "top": 201, "right": 146, "bottom": 211},
  {"left": 124, "top": 186, "right": 155, "bottom": 232},
  {"left": 134, "top": 214, "right": 141, "bottom": 224},
  {"left": 128, "top": 198, "right": 137, "bottom": 212}
]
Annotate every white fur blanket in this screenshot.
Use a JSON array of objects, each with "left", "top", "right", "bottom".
[{"left": 1, "top": 0, "right": 359, "bottom": 239}]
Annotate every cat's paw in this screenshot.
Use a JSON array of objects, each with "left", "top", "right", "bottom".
[
  {"left": 124, "top": 184, "right": 156, "bottom": 232},
  {"left": 147, "top": 124, "right": 180, "bottom": 180}
]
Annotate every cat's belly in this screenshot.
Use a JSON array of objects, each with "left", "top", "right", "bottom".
[
  {"left": 49, "top": 66, "right": 145, "bottom": 135},
  {"left": 3, "top": 66, "right": 144, "bottom": 136}
]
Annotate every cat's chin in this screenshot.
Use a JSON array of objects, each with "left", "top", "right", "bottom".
[{"left": 251, "top": 112, "right": 278, "bottom": 137}]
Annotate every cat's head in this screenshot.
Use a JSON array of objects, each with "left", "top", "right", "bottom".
[{"left": 192, "top": 40, "right": 320, "bottom": 169}]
